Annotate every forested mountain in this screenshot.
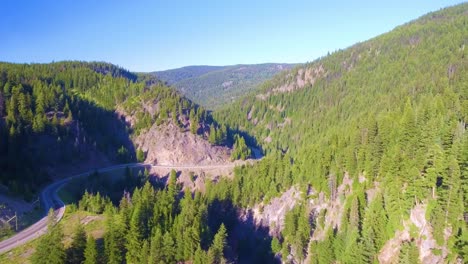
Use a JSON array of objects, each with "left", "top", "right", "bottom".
[
  {"left": 3, "top": 3, "right": 468, "bottom": 264},
  {"left": 210, "top": 3, "right": 468, "bottom": 263},
  {"left": 0, "top": 61, "right": 143, "bottom": 198},
  {"left": 153, "top": 65, "right": 225, "bottom": 84},
  {"left": 153, "top": 63, "right": 295, "bottom": 109},
  {"left": 0, "top": 61, "right": 239, "bottom": 199}
]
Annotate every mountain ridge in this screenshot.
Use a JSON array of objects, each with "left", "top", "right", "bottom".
[
  {"left": 212, "top": 3, "right": 467, "bottom": 263},
  {"left": 153, "top": 63, "right": 297, "bottom": 109},
  {"left": 0, "top": 3, "right": 467, "bottom": 264},
  {"left": 0, "top": 61, "right": 246, "bottom": 198}
]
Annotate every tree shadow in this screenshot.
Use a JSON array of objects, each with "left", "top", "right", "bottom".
[
  {"left": 208, "top": 198, "right": 279, "bottom": 264},
  {"left": 0, "top": 95, "right": 137, "bottom": 199},
  {"left": 61, "top": 166, "right": 148, "bottom": 205},
  {"left": 228, "top": 127, "right": 263, "bottom": 160},
  {"left": 73, "top": 98, "right": 136, "bottom": 163},
  {"left": 206, "top": 110, "right": 263, "bottom": 160}
]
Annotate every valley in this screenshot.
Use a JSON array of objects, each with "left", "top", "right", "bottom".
[
  {"left": 154, "top": 64, "right": 296, "bottom": 110},
  {"left": 0, "top": 2, "right": 467, "bottom": 264},
  {"left": 0, "top": 160, "right": 252, "bottom": 255}
]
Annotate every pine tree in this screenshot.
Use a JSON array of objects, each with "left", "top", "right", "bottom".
[
  {"left": 63, "top": 101, "right": 72, "bottom": 120},
  {"left": 140, "top": 240, "right": 149, "bottom": 264},
  {"left": 184, "top": 226, "right": 201, "bottom": 260},
  {"left": 32, "top": 210, "right": 66, "bottom": 264},
  {"left": 442, "top": 156, "right": 462, "bottom": 225},
  {"left": 104, "top": 213, "right": 126, "bottom": 264},
  {"left": 230, "top": 134, "right": 251, "bottom": 160},
  {"left": 33, "top": 93, "right": 46, "bottom": 133},
  {"left": 33, "top": 113, "right": 46, "bottom": 133},
  {"left": 271, "top": 237, "right": 281, "bottom": 253},
  {"left": 136, "top": 149, "right": 145, "bottom": 163},
  {"left": 398, "top": 241, "right": 420, "bottom": 264},
  {"left": 194, "top": 245, "right": 207, "bottom": 264},
  {"left": 168, "top": 169, "right": 179, "bottom": 205},
  {"left": 209, "top": 125, "right": 217, "bottom": 144},
  {"left": 400, "top": 99, "right": 418, "bottom": 156},
  {"left": 309, "top": 230, "right": 334, "bottom": 264},
  {"left": 172, "top": 107, "right": 178, "bottom": 125},
  {"left": 149, "top": 228, "right": 163, "bottom": 263},
  {"left": 362, "top": 193, "right": 387, "bottom": 261},
  {"left": 219, "top": 125, "right": 227, "bottom": 144},
  {"left": 67, "top": 224, "right": 87, "bottom": 264},
  {"left": 83, "top": 235, "right": 98, "bottom": 264},
  {"left": 161, "top": 232, "right": 175, "bottom": 263},
  {"left": 210, "top": 223, "right": 227, "bottom": 264},
  {"left": 173, "top": 217, "right": 186, "bottom": 261},
  {"left": 3, "top": 82, "right": 11, "bottom": 97},
  {"left": 126, "top": 204, "right": 144, "bottom": 264},
  {"left": 350, "top": 196, "right": 362, "bottom": 232},
  {"left": 190, "top": 109, "right": 199, "bottom": 134}
]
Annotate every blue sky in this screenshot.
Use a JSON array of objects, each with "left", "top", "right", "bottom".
[{"left": 0, "top": 0, "right": 464, "bottom": 72}]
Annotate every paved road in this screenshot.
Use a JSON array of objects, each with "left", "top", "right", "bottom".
[
  {"left": 152, "top": 162, "right": 242, "bottom": 170},
  {"left": 0, "top": 162, "right": 241, "bottom": 254}
]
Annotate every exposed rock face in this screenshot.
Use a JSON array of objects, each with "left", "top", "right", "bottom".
[
  {"left": 246, "top": 187, "right": 302, "bottom": 236},
  {"left": 411, "top": 204, "right": 447, "bottom": 264},
  {"left": 135, "top": 122, "right": 231, "bottom": 166},
  {"left": 272, "top": 65, "right": 326, "bottom": 94},
  {"left": 310, "top": 173, "right": 354, "bottom": 239},
  {"left": 256, "top": 65, "right": 327, "bottom": 100},
  {"left": 378, "top": 203, "right": 448, "bottom": 264},
  {"left": 379, "top": 229, "right": 411, "bottom": 264}
]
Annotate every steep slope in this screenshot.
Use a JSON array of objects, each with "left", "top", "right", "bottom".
[
  {"left": 0, "top": 61, "right": 236, "bottom": 199},
  {"left": 117, "top": 84, "right": 232, "bottom": 166},
  {"left": 212, "top": 3, "right": 468, "bottom": 263},
  {"left": 154, "top": 63, "right": 296, "bottom": 109},
  {"left": 0, "top": 61, "right": 145, "bottom": 198},
  {"left": 135, "top": 122, "right": 231, "bottom": 165}
]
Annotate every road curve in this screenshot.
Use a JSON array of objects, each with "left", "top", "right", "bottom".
[{"left": 0, "top": 162, "right": 241, "bottom": 254}]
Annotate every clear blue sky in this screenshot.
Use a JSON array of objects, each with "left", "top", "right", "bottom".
[{"left": 0, "top": 0, "right": 464, "bottom": 72}]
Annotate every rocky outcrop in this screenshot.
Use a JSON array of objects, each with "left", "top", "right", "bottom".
[
  {"left": 244, "top": 187, "right": 302, "bottom": 236},
  {"left": 378, "top": 203, "right": 448, "bottom": 264},
  {"left": 256, "top": 65, "right": 327, "bottom": 100},
  {"left": 135, "top": 122, "right": 231, "bottom": 166}
]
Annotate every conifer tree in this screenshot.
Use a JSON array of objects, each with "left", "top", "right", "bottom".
[
  {"left": 398, "top": 241, "right": 420, "bottom": 264},
  {"left": 194, "top": 245, "right": 207, "bottom": 264},
  {"left": 136, "top": 149, "right": 145, "bottom": 162},
  {"left": 190, "top": 109, "right": 199, "bottom": 134},
  {"left": 161, "top": 231, "right": 175, "bottom": 263},
  {"left": 209, "top": 125, "right": 217, "bottom": 144},
  {"left": 104, "top": 213, "right": 126, "bottom": 264},
  {"left": 230, "top": 134, "right": 251, "bottom": 160},
  {"left": 83, "top": 235, "right": 98, "bottom": 264},
  {"left": 210, "top": 223, "right": 227, "bottom": 264},
  {"left": 362, "top": 192, "right": 387, "bottom": 261},
  {"left": 140, "top": 240, "right": 149, "bottom": 264},
  {"left": 32, "top": 210, "right": 66, "bottom": 264},
  {"left": 184, "top": 226, "right": 201, "bottom": 260},
  {"left": 67, "top": 223, "right": 87, "bottom": 264},
  {"left": 167, "top": 169, "right": 179, "bottom": 207},
  {"left": 126, "top": 204, "right": 144, "bottom": 263},
  {"left": 148, "top": 228, "right": 163, "bottom": 263}
]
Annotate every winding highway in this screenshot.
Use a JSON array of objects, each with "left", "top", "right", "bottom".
[{"left": 0, "top": 162, "right": 240, "bottom": 254}]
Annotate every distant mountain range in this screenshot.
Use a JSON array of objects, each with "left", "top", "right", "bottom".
[{"left": 152, "top": 63, "right": 297, "bottom": 109}]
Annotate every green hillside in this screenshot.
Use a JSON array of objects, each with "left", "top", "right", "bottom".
[
  {"left": 154, "top": 63, "right": 296, "bottom": 109},
  {"left": 2, "top": 3, "right": 468, "bottom": 264},
  {"left": 212, "top": 3, "right": 468, "bottom": 262},
  {"left": 153, "top": 65, "right": 225, "bottom": 84},
  {"left": 0, "top": 61, "right": 226, "bottom": 198}
]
